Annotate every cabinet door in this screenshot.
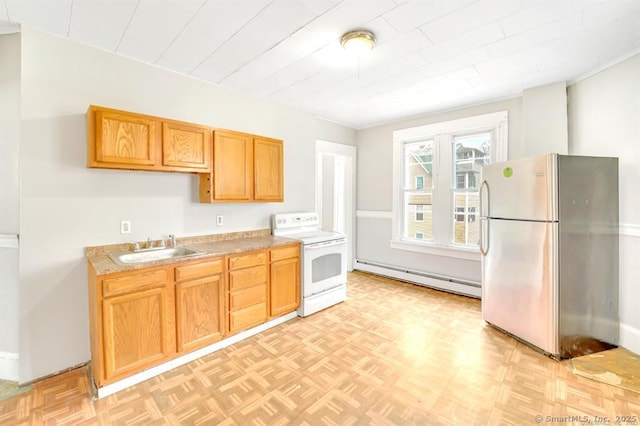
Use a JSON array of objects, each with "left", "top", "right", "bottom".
[
  {"left": 176, "top": 274, "right": 224, "bottom": 353},
  {"left": 102, "top": 286, "right": 174, "bottom": 381},
  {"left": 254, "top": 137, "right": 283, "bottom": 201},
  {"left": 213, "top": 130, "right": 253, "bottom": 200},
  {"left": 93, "top": 108, "right": 157, "bottom": 168},
  {"left": 270, "top": 257, "right": 300, "bottom": 317},
  {"left": 162, "top": 121, "right": 211, "bottom": 171}
]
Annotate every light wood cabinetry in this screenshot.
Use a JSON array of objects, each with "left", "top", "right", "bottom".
[
  {"left": 254, "top": 136, "right": 284, "bottom": 201},
  {"left": 87, "top": 105, "right": 211, "bottom": 173},
  {"left": 90, "top": 108, "right": 157, "bottom": 168},
  {"left": 226, "top": 250, "right": 268, "bottom": 334},
  {"left": 161, "top": 121, "right": 211, "bottom": 170},
  {"left": 91, "top": 266, "right": 175, "bottom": 385},
  {"left": 175, "top": 258, "right": 225, "bottom": 353},
  {"left": 199, "top": 130, "right": 283, "bottom": 203},
  {"left": 88, "top": 243, "right": 299, "bottom": 389},
  {"left": 211, "top": 130, "right": 253, "bottom": 201},
  {"left": 269, "top": 244, "right": 300, "bottom": 317}
]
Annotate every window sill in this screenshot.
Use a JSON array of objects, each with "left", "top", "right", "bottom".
[{"left": 389, "top": 240, "right": 481, "bottom": 261}]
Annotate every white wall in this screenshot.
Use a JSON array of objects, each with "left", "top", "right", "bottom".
[
  {"left": 355, "top": 97, "right": 523, "bottom": 288},
  {"left": 521, "top": 82, "right": 568, "bottom": 157},
  {"left": 16, "top": 28, "right": 355, "bottom": 383},
  {"left": 567, "top": 52, "right": 640, "bottom": 353},
  {"left": 0, "top": 32, "right": 20, "bottom": 381}
]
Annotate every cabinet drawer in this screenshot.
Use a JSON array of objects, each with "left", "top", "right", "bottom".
[
  {"left": 229, "top": 285, "right": 266, "bottom": 311},
  {"left": 229, "top": 266, "right": 267, "bottom": 291},
  {"left": 270, "top": 245, "right": 299, "bottom": 262},
  {"left": 229, "top": 303, "right": 266, "bottom": 333},
  {"left": 103, "top": 269, "right": 167, "bottom": 298},
  {"left": 175, "top": 258, "right": 223, "bottom": 282},
  {"left": 228, "top": 251, "right": 267, "bottom": 270}
]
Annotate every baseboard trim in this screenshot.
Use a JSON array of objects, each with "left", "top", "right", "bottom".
[
  {"left": 620, "top": 322, "right": 640, "bottom": 355},
  {"left": 95, "top": 312, "right": 298, "bottom": 399},
  {"left": 0, "top": 351, "right": 19, "bottom": 382},
  {"left": 354, "top": 259, "right": 481, "bottom": 298}
]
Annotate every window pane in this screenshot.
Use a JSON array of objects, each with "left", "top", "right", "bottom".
[
  {"left": 404, "top": 140, "right": 433, "bottom": 190},
  {"left": 453, "top": 133, "right": 491, "bottom": 190},
  {"left": 404, "top": 192, "right": 432, "bottom": 241},
  {"left": 453, "top": 192, "right": 480, "bottom": 245},
  {"left": 452, "top": 132, "right": 488, "bottom": 246}
]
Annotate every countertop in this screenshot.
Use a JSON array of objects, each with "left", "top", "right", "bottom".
[{"left": 86, "top": 229, "right": 300, "bottom": 275}]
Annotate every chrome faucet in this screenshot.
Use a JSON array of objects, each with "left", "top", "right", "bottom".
[{"left": 168, "top": 234, "right": 177, "bottom": 248}]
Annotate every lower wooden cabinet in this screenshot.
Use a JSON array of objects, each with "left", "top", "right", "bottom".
[
  {"left": 175, "top": 258, "right": 225, "bottom": 353},
  {"left": 227, "top": 250, "right": 268, "bottom": 334},
  {"left": 269, "top": 244, "right": 300, "bottom": 317},
  {"left": 92, "top": 265, "right": 175, "bottom": 385},
  {"left": 88, "top": 243, "right": 301, "bottom": 388},
  {"left": 102, "top": 285, "right": 174, "bottom": 381}
]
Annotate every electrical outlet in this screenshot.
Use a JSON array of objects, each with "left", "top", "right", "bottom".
[
  {"left": 216, "top": 215, "right": 223, "bottom": 226},
  {"left": 120, "top": 220, "right": 131, "bottom": 234}
]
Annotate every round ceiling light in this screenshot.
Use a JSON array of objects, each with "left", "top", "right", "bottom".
[{"left": 341, "top": 29, "right": 376, "bottom": 55}]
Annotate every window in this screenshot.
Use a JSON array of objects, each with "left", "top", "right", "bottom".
[{"left": 392, "top": 111, "right": 508, "bottom": 259}]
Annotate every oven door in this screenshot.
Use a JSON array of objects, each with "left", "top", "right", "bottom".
[{"left": 302, "top": 238, "right": 347, "bottom": 298}]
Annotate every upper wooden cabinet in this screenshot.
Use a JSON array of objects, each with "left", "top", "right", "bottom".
[
  {"left": 212, "top": 130, "right": 253, "bottom": 201},
  {"left": 91, "top": 108, "right": 157, "bottom": 168},
  {"left": 161, "top": 121, "right": 211, "bottom": 170},
  {"left": 87, "top": 105, "right": 211, "bottom": 173},
  {"left": 199, "top": 129, "right": 283, "bottom": 203},
  {"left": 254, "top": 136, "right": 284, "bottom": 201}
]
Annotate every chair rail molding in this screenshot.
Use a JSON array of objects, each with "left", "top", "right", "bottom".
[
  {"left": 0, "top": 234, "right": 19, "bottom": 249},
  {"left": 620, "top": 223, "right": 640, "bottom": 238}
]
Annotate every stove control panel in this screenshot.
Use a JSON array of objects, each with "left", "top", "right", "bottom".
[{"left": 272, "top": 212, "right": 319, "bottom": 229}]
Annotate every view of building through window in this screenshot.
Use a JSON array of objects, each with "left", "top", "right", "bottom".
[
  {"left": 401, "top": 133, "right": 491, "bottom": 247},
  {"left": 393, "top": 110, "right": 507, "bottom": 254},
  {"left": 452, "top": 133, "right": 491, "bottom": 245},
  {"left": 403, "top": 140, "right": 433, "bottom": 241}
]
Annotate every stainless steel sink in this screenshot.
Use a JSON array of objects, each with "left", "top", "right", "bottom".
[{"left": 109, "top": 247, "right": 203, "bottom": 265}]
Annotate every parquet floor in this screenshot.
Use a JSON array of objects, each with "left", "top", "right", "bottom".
[{"left": 1, "top": 271, "right": 639, "bottom": 425}]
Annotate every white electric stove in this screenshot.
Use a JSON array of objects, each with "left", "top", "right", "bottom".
[{"left": 272, "top": 212, "right": 347, "bottom": 317}]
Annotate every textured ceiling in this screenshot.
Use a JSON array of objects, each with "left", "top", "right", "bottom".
[{"left": 1, "top": 0, "right": 639, "bottom": 129}]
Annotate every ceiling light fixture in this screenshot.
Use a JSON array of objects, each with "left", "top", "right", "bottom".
[{"left": 341, "top": 29, "right": 376, "bottom": 55}]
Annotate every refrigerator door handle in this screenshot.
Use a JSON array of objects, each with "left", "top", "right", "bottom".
[
  {"left": 480, "top": 179, "right": 489, "bottom": 218},
  {"left": 480, "top": 218, "right": 490, "bottom": 256},
  {"left": 479, "top": 180, "right": 490, "bottom": 256}
]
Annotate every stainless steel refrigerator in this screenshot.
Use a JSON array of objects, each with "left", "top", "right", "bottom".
[{"left": 480, "top": 153, "right": 619, "bottom": 359}]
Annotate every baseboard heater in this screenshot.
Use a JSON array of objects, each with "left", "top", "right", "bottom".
[{"left": 354, "top": 259, "right": 481, "bottom": 298}]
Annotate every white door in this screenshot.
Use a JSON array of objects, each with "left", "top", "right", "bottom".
[{"left": 316, "top": 141, "right": 356, "bottom": 271}]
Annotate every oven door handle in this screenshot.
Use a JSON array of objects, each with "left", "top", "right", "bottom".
[{"left": 305, "top": 239, "right": 347, "bottom": 249}]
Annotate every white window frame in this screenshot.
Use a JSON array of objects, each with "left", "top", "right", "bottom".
[{"left": 391, "top": 111, "right": 508, "bottom": 260}]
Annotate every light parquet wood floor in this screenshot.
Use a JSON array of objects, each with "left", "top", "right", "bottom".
[{"left": 1, "top": 271, "right": 639, "bottom": 425}]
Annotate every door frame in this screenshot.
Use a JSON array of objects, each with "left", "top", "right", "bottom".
[{"left": 315, "top": 140, "right": 356, "bottom": 271}]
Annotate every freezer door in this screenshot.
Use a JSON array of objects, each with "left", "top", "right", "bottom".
[
  {"left": 482, "top": 219, "right": 558, "bottom": 356},
  {"left": 481, "top": 154, "right": 557, "bottom": 221}
]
